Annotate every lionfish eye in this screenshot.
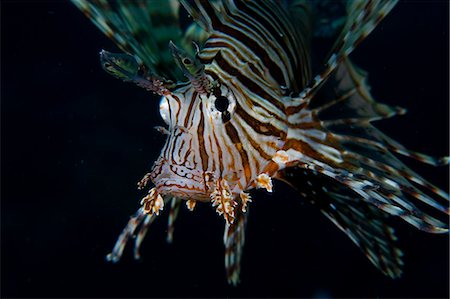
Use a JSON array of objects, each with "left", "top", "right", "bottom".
[
  {"left": 183, "top": 58, "right": 192, "bottom": 65},
  {"left": 215, "top": 96, "right": 229, "bottom": 112},
  {"left": 159, "top": 97, "right": 170, "bottom": 125}
]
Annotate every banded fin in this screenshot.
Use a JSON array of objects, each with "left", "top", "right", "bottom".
[
  {"left": 167, "top": 198, "right": 182, "bottom": 243},
  {"left": 296, "top": 0, "right": 398, "bottom": 101},
  {"left": 223, "top": 204, "right": 248, "bottom": 286},
  {"left": 179, "top": 0, "right": 217, "bottom": 33},
  {"left": 277, "top": 168, "right": 403, "bottom": 278},
  {"left": 106, "top": 207, "right": 156, "bottom": 263},
  {"left": 305, "top": 57, "right": 449, "bottom": 168},
  {"left": 330, "top": 0, "right": 398, "bottom": 57},
  {"left": 180, "top": 0, "right": 312, "bottom": 92},
  {"left": 285, "top": 57, "right": 449, "bottom": 236},
  {"left": 106, "top": 196, "right": 176, "bottom": 263},
  {"left": 72, "top": 0, "right": 183, "bottom": 79}
]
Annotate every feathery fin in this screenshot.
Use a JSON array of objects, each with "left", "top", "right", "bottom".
[
  {"left": 167, "top": 198, "right": 182, "bottom": 243},
  {"left": 224, "top": 203, "right": 248, "bottom": 285},
  {"left": 286, "top": 57, "right": 449, "bottom": 237},
  {"left": 277, "top": 168, "right": 404, "bottom": 278},
  {"left": 72, "top": 0, "right": 183, "bottom": 79}
]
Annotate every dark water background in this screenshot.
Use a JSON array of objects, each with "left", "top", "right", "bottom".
[{"left": 2, "top": 1, "right": 449, "bottom": 298}]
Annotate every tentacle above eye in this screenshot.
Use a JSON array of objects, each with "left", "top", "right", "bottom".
[
  {"left": 168, "top": 41, "right": 212, "bottom": 94},
  {"left": 100, "top": 50, "right": 176, "bottom": 96}
]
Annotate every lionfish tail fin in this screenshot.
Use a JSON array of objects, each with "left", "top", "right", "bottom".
[
  {"left": 72, "top": 0, "right": 183, "bottom": 79},
  {"left": 277, "top": 168, "right": 403, "bottom": 278}
]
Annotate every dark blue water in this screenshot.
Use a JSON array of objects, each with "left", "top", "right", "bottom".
[{"left": 2, "top": 1, "right": 449, "bottom": 298}]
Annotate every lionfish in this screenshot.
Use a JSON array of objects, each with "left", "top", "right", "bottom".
[{"left": 73, "top": 0, "right": 449, "bottom": 285}]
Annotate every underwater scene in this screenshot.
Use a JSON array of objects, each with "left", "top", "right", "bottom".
[{"left": 2, "top": 0, "right": 449, "bottom": 298}]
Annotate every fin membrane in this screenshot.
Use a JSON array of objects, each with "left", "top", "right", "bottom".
[
  {"left": 277, "top": 167, "right": 403, "bottom": 278},
  {"left": 224, "top": 204, "right": 248, "bottom": 285},
  {"left": 72, "top": 0, "right": 183, "bottom": 79},
  {"left": 286, "top": 57, "right": 449, "bottom": 235}
]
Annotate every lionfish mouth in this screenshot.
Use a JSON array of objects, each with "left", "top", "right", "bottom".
[
  {"left": 154, "top": 179, "right": 210, "bottom": 202},
  {"left": 148, "top": 158, "right": 210, "bottom": 202}
]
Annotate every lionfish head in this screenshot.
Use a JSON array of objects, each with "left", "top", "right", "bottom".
[
  {"left": 149, "top": 80, "right": 244, "bottom": 206},
  {"left": 146, "top": 41, "right": 285, "bottom": 223}
]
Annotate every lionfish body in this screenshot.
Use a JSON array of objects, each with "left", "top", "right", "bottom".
[{"left": 73, "top": 0, "right": 449, "bottom": 284}]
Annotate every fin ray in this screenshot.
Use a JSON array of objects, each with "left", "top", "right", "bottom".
[
  {"left": 224, "top": 204, "right": 248, "bottom": 285},
  {"left": 278, "top": 168, "right": 403, "bottom": 278}
]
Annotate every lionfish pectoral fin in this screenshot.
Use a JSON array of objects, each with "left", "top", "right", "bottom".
[
  {"left": 284, "top": 56, "right": 449, "bottom": 234},
  {"left": 166, "top": 198, "right": 182, "bottom": 244},
  {"left": 278, "top": 148, "right": 449, "bottom": 233},
  {"left": 277, "top": 168, "right": 403, "bottom": 278},
  {"left": 106, "top": 207, "right": 156, "bottom": 263},
  {"left": 106, "top": 191, "right": 171, "bottom": 263},
  {"left": 288, "top": 57, "right": 406, "bottom": 123},
  {"left": 374, "top": 131, "right": 450, "bottom": 167},
  {"left": 223, "top": 203, "right": 248, "bottom": 286}
]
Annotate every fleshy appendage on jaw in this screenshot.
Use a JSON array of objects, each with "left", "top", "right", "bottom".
[
  {"left": 105, "top": 138, "right": 278, "bottom": 263},
  {"left": 147, "top": 156, "right": 241, "bottom": 224}
]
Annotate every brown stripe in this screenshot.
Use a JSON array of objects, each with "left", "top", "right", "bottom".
[
  {"left": 284, "top": 138, "right": 321, "bottom": 161},
  {"left": 235, "top": 0, "right": 302, "bottom": 89},
  {"left": 238, "top": 122, "right": 272, "bottom": 161},
  {"left": 183, "top": 91, "right": 198, "bottom": 128},
  {"left": 228, "top": 81, "right": 285, "bottom": 123},
  {"left": 197, "top": 101, "right": 209, "bottom": 175},
  {"left": 171, "top": 94, "right": 182, "bottom": 123},
  {"left": 222, "top": 1, "right": 291, "bottom": 86},
  {"left": 202, "top": 10, "right": 287, "bottom": 88},
  {"left": 235, "top": 104, "right": 286, "bottom": 139},
  {"left": 212, "top": 124, "right": 224, "bottom": 174},
  {"left": 202, "top": 40, "right": 264, "bottom": 79},
  {"left": 225, "top": 122, "right": 252, "bottom": 184},
  {"left": 286, "top": 101, "right": 308, "bottom": 116},
  {"left": 214, "top": 51, "right": 285, "bottom": 112}
]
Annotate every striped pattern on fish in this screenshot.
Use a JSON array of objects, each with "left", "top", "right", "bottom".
[{"left": 73, "top": 0, "right": 449, "bottom": 286}]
